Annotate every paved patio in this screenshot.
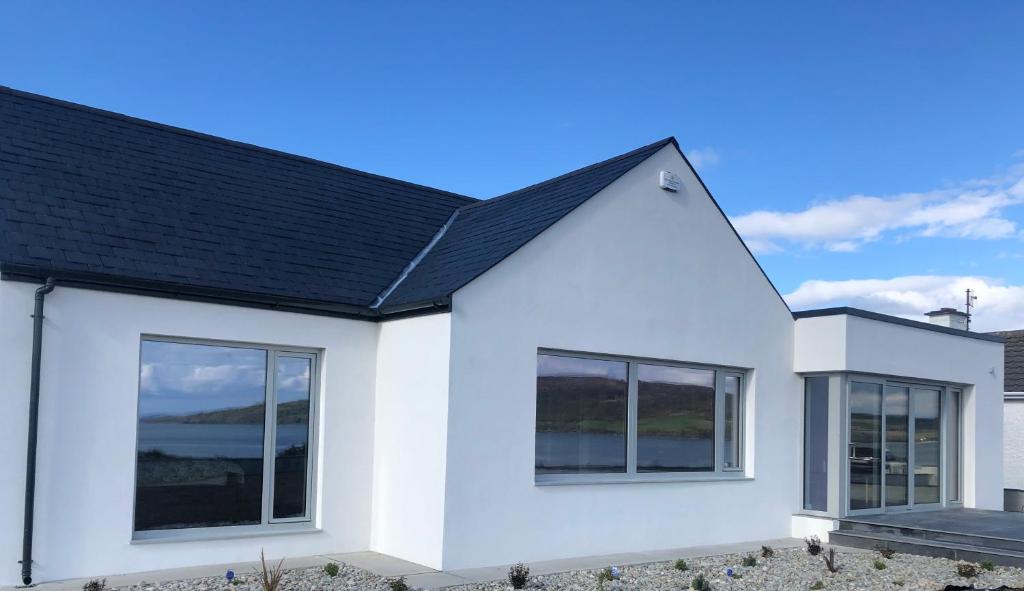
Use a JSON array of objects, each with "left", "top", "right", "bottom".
[{"left": 3, "top": 538, "right": 803, "bottom": 590}]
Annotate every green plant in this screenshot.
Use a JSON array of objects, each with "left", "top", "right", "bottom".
[
  {"left": 761, "top": 545, "right": 775, "bottom": 559},
  {"left": 674, "top": 559, "right": 689, "bottom": 571},
  {"left": 741, "top": 554, "right": 757, "bottom": 567},
  {"left": 873, "top": 559, "right": 887, "bottom": 571},
  {"left": 597, "top": 567, "right": 619, "bottom": 588},
  {"left": 809, "top": 582, "right": 824, "bottom": 591},
  {"left": 255, "top": 550, "right": 286, "bottom": 591},
  {"left": 875, "top": 545, "right": 896, "bottom": 559},
  {"left": 387, "top": 576, "right": 410, "bottom": 591},
  {"left": 981, "top": 560, "right": 995, "bottom": 571},
  {"left": 82, "top": 580, "right": 107, "bottom": 591},
  {"left": 323, "top": 562, "right": 340, "bottom": 577},
  {"left": 690, "top": 573, "right": 711, "bottom": 591},
  {"left": 805, "top": 535, "right": 823, "bottom": 556},
  {"left": 957, "top": 563, "right": 979, "bottom": 578},
  {"left": 893, "top": 581, "right": 904, "bottom": 587},
  {"left": 823, "top": 547, "right": 839, "bottom": 573},
  {"left": 508, "top": 563, "right": 530, "bottom": 590}
]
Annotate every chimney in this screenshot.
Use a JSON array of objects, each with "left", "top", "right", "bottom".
[{"left": 925, "top": 307, "right": 968, "bottom": 331}]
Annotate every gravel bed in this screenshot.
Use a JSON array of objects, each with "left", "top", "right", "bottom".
[
  {"left": 112, "top": 547, "right": 1024, "bottom": 591},
  {"left": 450, "top": 548, "right": 1024, "bottom": 591}
]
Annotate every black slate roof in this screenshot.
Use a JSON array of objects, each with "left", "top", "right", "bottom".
[
  {"left": 0, "top": 87, "right": 685, "bottom": 318},
  {"left": 992, "top": 329, "right": 1024, "bottom": 392},
  {"left": 0, "top": 86, "right": 475, "bottom": 313},
  {"left": 379, "top": 138, "right": 676, "bottom": 309}
]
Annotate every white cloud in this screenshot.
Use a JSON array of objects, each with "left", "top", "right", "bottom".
[
  {"left": 686, "top": 147, "right": 720, "bottom": 171},
  {"left": 785, "top": 275, "right": 1024, "bottom": 332},
  {"left": 732, "top": 165, "right": 1024, "bottom": 253}
]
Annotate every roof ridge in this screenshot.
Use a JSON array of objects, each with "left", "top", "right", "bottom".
[
  {"left": 0, "top": 85, "right": 478, "bottom": 205},
  {"left": 456, "top": 137, "right": 677, "bottom": 213}
]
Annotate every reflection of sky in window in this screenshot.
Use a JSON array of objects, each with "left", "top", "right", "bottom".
[
  {"left": 849, "top": 382, "right": 882, "bottom": 414},
  {"left": 638, "top": 364, "right": 714, "bottom": 387},
  {"left": 276, "top": 357, "right": 311, "bottom": 403},
  {"left": 538, "top": 355, "right": 626, "bottom": 379},
  {"left": 139, "top": 341, "right": 266, "bottom": 417},
  {"left": 914, "top": 389, "right": 942, "bottom": 418}
]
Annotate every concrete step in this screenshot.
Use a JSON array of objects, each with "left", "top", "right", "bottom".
[
  {"left": 829, "top": 530, "right": 1024, "bottom": 568},
  {"left": 839, "top": 518, "right": 1024, "bottom": 553}
]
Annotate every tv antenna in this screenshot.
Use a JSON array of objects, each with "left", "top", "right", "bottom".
[{"left": 965, "top": 288, "right": 978, "bottom": 331}]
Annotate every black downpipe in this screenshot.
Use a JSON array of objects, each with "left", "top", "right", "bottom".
[{"left": 21, "top": 278, "right": 55, "bottom": 586}]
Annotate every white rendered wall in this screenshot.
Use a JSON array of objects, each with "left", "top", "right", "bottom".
[
  {"left": 1006, "top": 401, "right": 1024, "bottom": 490},
  {"left": 794, "top": 314, "right": 1005, "bottom": 510},
  {"left": 793, "top": 316, "right": 846, "bottom": 373},
  {"left": 442, "top": 145, "right": 799, "bottom": 569},
  {"left": 371, "top": 313, "right": 451, "bottom": 568},
  {"left": 0, "top": 283, "right": 378, "bottom": 586}
]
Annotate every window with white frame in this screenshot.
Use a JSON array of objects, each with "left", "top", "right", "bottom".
[
  {"left": 535, "top": 351, "right": 745, "bottom": 482},
  {"left": 133, "top": 338, "right": 318, "bottom": 534}
]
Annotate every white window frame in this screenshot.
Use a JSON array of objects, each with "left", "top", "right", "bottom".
[
  {"left": 535, "top": 349, "right": 749, "bottom": 485},
  {"left": 132, "top": 336, "right": 321, "bottom": 541}
]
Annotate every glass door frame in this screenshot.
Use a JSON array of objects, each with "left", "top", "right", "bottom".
[{"left": 843, "top": 373, "right": 963, "bottom": 517}]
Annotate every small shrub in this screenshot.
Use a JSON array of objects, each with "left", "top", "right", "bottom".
[
  {"left": 805, "top": 535, "right": 823, "bottom": 556},
  {"left": 508, "top": 563, "right": 530, "bottom": 590},
  {"left": 690, "top": 573, "right": 711, "bottom": 591},
  {"left": 387, "top": 576, "right": 410, "bottom": 591},
  {"left": 741, "top": 554, "right": 757, "bottom": 567},
  {"left": 256, "top": 550, "right": 285, "bottom": 591},
  {"left": 823, "top": 547, "right": 839, "bottom": 573},
  {"left": 596, "top": 568, "right": 614, "bottom": 588},
  {"left": 83, "top": 580, "right": 107, "bottom": 591},
  {"left": 957, "top": 563, "right": 979, "bottom": 578},
  {"left": 674, "top": 558, "right": 689, "bottom": 571},
  {"left": 875, "top": 545, "right": 896, "bottom": 559},
  {"left": 893, "top": 581, "right": 904, "bottom": 587},
  {"left": 323, "top": 562, "right": 340, "bottom": 577},
  {"left": 809, "top": 582, "right": 824, "bottom": 591},
  {"left": 873, "top": 559, "right": 887, "bottom": 571},
  {"left": 981, "top": 560, "right": 995, "bottom": 571},
  {"left": 761, "top": 545, "right": 775, "bottom": 559}
]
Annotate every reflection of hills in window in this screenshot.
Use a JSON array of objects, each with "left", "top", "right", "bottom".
[
  {"left": 141, "top": 400, "right": 309, "bottom": 424},
  {"left": 537, "top": 375, "right": 626, "bottom": 434}
]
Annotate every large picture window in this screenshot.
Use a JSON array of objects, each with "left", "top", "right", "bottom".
[
  {"left": 134, "top": 338, "right": 318, "bottom": 535},
  {"left": 536, "top": 351, "right": 745, "bottom": 483}
]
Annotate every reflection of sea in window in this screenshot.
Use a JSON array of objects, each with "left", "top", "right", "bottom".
[
  {"left": 535, "top": 355, "right": 628, "bottom": 474},
  {"left": 134, "top": 340, "right": 316, "bottom": 533}
]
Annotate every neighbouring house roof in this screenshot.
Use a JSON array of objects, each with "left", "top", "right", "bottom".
[
  {"left": 793, "top": 307, "right": 1005, "bottom": 343},
  {"left": 991, "top": 329, "right": 1024, "bottom": 392}
]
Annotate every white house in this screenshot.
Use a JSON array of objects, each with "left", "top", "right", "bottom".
[
  {"left": 0, "top": 86, "right": 1005, "bottom": 587},
  {"left": 993, "top": 330, "right": 1024, "bottom": 508}
]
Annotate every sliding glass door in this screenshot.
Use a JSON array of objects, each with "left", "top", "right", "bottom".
[
  {"left": 883, "top": 385, "right": 909, "bottom": 509},
  {"left": 913, "top": 388, "right": 942, "bottom": 507},
  {"left": 847, "top": 379, "right": 957, "bottom": 514}
]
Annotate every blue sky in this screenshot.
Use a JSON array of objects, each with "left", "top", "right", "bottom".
[{"left": 3, "top": 2, "right": 1023, "bottom": 329}]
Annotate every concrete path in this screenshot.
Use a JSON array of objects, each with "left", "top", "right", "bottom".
[{"left": 5, "top": 538, "right": 805, "bottom": 591}]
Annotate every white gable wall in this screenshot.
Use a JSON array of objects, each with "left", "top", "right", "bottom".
[
  {"left": 0, "top": 283, "right": 378, "bottom": 586},
  {"left": 442, "top": 145, "right": 798, "bottom": 569}
]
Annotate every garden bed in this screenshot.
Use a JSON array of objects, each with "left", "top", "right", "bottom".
[{"left": 110, "top": 546, "right": 1024, "bottom": 591}]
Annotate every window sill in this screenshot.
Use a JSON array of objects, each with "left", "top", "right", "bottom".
[
  {"left": 535, "top": 474, "right": 753, "bottom": 486},
  {"left": 131, "top": 523, "right": 321, "bottom": 545}
]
